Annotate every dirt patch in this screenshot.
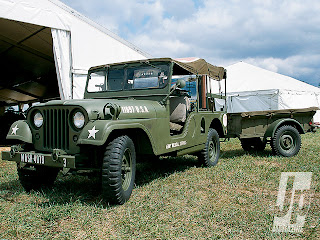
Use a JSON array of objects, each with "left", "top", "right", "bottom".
[
  {"left": 0, "top": 147, "right": 10, "bottom": 152},
  {"left": 0, "top": 147, "right": 10, "bottom": 164},
  {"left": 254, "top": 160, "right": 281, "bottom": 167}
]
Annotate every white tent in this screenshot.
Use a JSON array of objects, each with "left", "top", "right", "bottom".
[
  {"left": 212, "top": 62, "right": 320, "bottom": 123},
  {"left": 0, "top": 0, "right": 150, "bottom": 104}
]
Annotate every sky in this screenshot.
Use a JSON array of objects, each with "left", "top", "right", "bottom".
[{"left": 60, "top": 0, "right": 320, "bottom": 87}]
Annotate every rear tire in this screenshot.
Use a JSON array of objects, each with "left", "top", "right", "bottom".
[
  {"left": 198, "top": 128, "right": 220, "bottom": 167},
  {"left": 271, "top": 125, "right": 301, "bottom": 157},
  {"left": 240, "top": 137, "right": 266, "bottom": 152},
  {"left": 102, "top": 135, "right": 136, "bottom": 204},
  {"left": 17, "top": 165, "right": 59, "bottom": 192}
]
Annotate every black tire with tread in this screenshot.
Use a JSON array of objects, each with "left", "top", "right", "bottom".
[
  {"left": 271, "top": 125, "right": 301, "bottom": 157},
  {"left": 17, "top": 165, "right": 59, "bottom": 192},
  {"left": 198, "top": 128, "right": 220, "bottom": 167},
  {"left": 102, "top": 135, "right": 136, "bottom": 204}
]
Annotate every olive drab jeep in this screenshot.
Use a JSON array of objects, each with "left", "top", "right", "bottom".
[{"left": 2, "top": 58, "right": 227, "bottom": 204}]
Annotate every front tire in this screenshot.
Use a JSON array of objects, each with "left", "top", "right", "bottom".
[
  {"left": 198, "top": 128, "right": 220, "bottom": 167},
  {"left": 271, "top": 125, "right": 301, "bottom": 157},
  {"left": 102, "top": 135, "right": 136, "bottom": 204}
]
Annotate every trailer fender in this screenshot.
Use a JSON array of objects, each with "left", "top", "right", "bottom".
[
  {"left": 6, "top": 120, "right": 32, "bottom": 143},
  {"left": 264, "top": 118, "right": 304, "bottom": 140}
]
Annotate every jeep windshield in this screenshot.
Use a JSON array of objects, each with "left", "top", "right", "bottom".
[{"left": 87, "top": 62, "right": 170, "bottom": 93}]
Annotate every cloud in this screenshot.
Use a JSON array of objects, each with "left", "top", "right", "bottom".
[
  {"left": 61, "top": 0, "right": 320, "bottom": 86},
  {"left": 244, "top": 55, "right": 320, "bottom": 85},
  {"left": 131, "top": 34, "right": 192, "bottom": 57}
]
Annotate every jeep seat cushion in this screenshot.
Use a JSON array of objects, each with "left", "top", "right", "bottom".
[{"left": 170, "top": 96, "right": 190, "bottom": 123}]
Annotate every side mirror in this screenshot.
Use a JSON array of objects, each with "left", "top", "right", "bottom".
[{"left": 176, "top": 79, "right": 186, "bottom": 89}]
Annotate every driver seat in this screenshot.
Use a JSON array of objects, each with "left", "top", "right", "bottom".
[{"left": 169, "top": 96, "right": 190, "bottom": 132}]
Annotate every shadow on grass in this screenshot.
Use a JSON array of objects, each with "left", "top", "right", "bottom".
[
  {"left": 0, "top": 179, "right": 22, "bottom": 191},
  {"left": 0, "top": 180, "right": 25, "bottom": 203},
  {"left": 0, "top": 149, "right": 276, "bottom": 207},
  {"left": 220, "top": 149, "right": 274, "bottom": 159},
  {"left": 135, "top": 155, "right": 198, "bottom": 186},
  {"left": 0, "top": 155, "right": 198, "bottom": 207}
]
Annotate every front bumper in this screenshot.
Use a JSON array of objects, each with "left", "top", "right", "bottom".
[{"left": 1, "top": 149, "right": 76, "bottom": 169}]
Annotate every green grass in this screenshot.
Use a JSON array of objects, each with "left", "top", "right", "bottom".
[{"left": 1, "top": 132, "right": 320, "bottom": 239}]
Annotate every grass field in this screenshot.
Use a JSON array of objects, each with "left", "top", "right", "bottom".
[{"left": 0, "top": 132, "right": 319, "bottom": 239}]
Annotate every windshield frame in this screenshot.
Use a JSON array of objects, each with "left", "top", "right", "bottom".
[{"left": 86, "top": 62, "right": 171, "bottom": 94}]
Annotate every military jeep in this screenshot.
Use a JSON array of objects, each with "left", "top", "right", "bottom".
[{"left": 2, "top": 58, "right": 227, "bottom": 204}]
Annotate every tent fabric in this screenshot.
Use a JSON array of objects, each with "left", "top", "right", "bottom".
[
  {"left": 51, "top": 28, "right": 72, "bottom": 100},
  {"left": 72, "top": 73, "right": 87, "bottom": 99},
  {"left": 211, "top": 61, "right": 320, "bottom": 93},
  {"left": 0, "top": 0, "right": 71, "bottom": 31},
  {"left": 212, "top": 62, "right": 320, "bottom": 123},
  {"left": 0, "top": 0, "right": 150, "bottom": 102},
  {"left": 0, "top": 19, "right": 58, "bottom": 105}
]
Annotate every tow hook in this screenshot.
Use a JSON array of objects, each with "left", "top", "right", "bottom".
[{"left": 52, "top": 149, "right": 67, "bottom": 161}]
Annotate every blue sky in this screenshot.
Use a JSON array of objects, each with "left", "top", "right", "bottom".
[{"left": 60, "top": 0, "right": 320, "bottom": 87}]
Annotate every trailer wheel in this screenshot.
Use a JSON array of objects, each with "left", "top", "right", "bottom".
[
  {"left": 198, "top": 128, "right": 220, "bottom": 167},
  {"left": 102, "top": 135, "right": 136, "bottom": 204},
  {"left": 17, "top": 165, "right": 59, "bottom": 192},
  {"left": 240, "top": 137, "right": 266, "bottom": 152},
  {"left": 271, "top": 125, "right": 301, "bottom": 157}
]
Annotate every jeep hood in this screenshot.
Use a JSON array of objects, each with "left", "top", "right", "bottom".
[{"left": 33, "top": 99, "right": 160, "bottom": 120}]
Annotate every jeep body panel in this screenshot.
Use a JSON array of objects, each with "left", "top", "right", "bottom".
[
  {"left": 6, "top": 120, "right": 32, "bottom": 143},
  {"left": 77, "top": 111, "right": 225, "bottom": 156}
]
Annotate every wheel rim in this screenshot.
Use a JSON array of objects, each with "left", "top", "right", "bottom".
[
  {"left": 121, "top": 148, "right": 132, "bottom": 191},
  {"left": 280, "top": 132, "right": 295, "bottom": 151},
  {"left": 208, "top": 139, "right": 217, "bottom": 162}
]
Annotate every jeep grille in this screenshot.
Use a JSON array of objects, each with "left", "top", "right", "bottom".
[{"left": 43, "top": 109, "right": 70, "bottom": 150}]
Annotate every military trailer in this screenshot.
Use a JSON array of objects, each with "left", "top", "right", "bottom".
[
  {"left": 227, "top": 107, "right": 317, "bottom": 156},
  {"left": 1, "top": 58, "right": 317, "bottom": 204}
]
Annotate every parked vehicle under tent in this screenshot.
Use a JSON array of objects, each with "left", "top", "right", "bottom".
[{"left": 0, "top": 0, "right": 150, "bottom": 144}]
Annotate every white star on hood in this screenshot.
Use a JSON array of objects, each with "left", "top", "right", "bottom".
[
  {"left": 11, "top": 125, "right": 19, "bottom": 135},
  {"left": 88, "top": 126, "right": 99, "bottom": 139}
]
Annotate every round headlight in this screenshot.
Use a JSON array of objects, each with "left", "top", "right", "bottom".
[
  {"left": 34, "top": 112, "right": 43, "bottom": 128},
  {"left": 73, "top": 111, "right": 85, "bottom": 129}
]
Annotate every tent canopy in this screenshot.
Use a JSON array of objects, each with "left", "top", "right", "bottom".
[
  {"left": 224, "top": 62, "right": 320, "bottom": 93},
  {"left": 0, "top": 18, "right": 58, "bottom": 105},
  {"left": 0, "top": 0, "right": 150, "bottom": 105}
]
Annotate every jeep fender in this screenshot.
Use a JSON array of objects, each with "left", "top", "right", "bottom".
[
  {"left": 6, "top": 120, "right": 33, "bottom": 143},
  {"left": 264, "top": 118, "right": 304, "bottom": 140},
  {"left": 77, "top": 120, "right": 157, "bottom": 153}
]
